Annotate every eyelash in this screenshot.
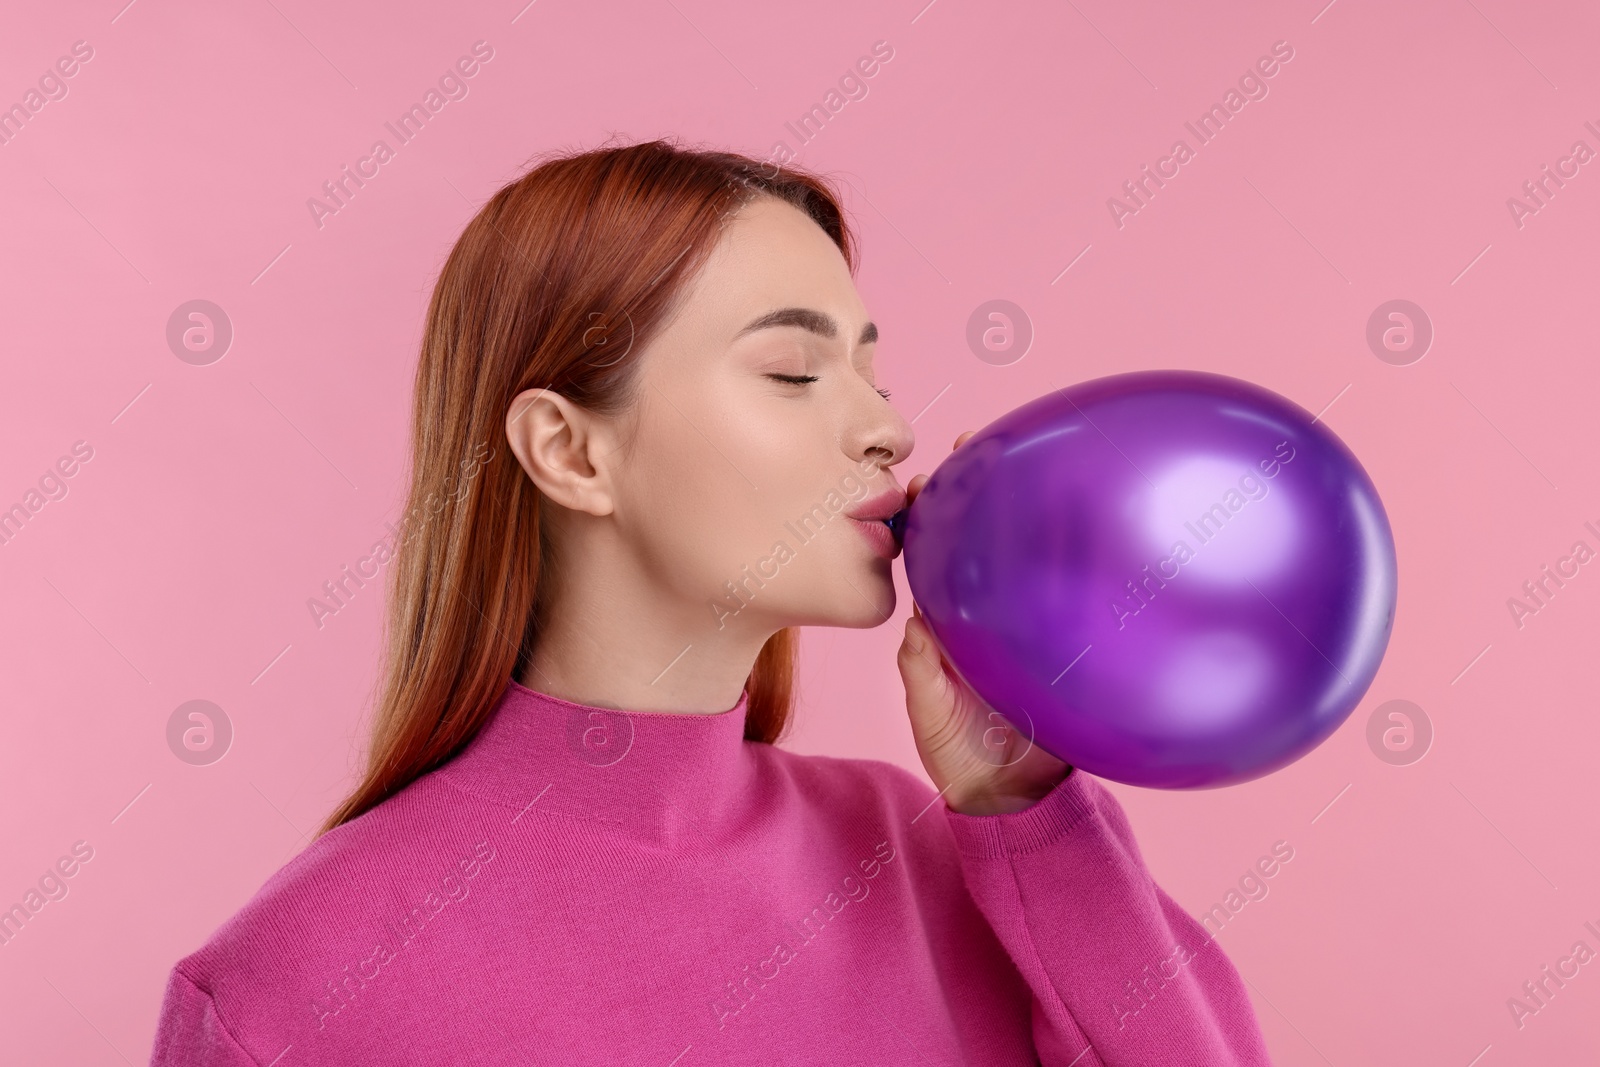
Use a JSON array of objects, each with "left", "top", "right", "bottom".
[{"left": 766, "top": 373, "right": 892, "bottom": 401}]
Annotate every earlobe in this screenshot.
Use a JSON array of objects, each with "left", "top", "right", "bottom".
[{"left": 504, "top": 388, "right": 616, "bottom": 517}]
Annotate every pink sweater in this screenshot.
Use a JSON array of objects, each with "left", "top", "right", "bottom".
[{"left": 149, "top": 680, "right": 1272, "bottom": 1065}]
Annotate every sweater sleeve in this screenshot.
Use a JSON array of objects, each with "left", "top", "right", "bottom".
[
  {"left": 941, "top": 768, "right": 1274, "bottom": 1067},
  {"left": 147, "top": 966, "right": 261, "bottom": 1067}
]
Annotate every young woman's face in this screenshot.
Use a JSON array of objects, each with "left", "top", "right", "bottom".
[{"left": 612, "top": 194, "right": 916, "bottom": 638}]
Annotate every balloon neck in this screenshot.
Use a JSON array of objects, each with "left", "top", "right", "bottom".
[{"left": 887, "top": 507, "right": 909, "bottom": 545}]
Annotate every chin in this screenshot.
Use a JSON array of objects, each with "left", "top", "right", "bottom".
[{"left": 832, "top": 568, "right": 899, "bottom": 628}]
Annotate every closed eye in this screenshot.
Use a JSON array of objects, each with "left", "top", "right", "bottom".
[{"left": 766, "top": 372, "right": 892, "bottom": 401}]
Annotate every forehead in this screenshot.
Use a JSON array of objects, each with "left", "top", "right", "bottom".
[{"left": 689, "top": 195, "right": 859, "bottom": 322}]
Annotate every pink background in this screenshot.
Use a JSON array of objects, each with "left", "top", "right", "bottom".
[{"left": 3, "top": 0, "right": 1598, "bottom": 1062}]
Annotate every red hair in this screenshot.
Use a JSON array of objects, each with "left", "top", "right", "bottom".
[{"left": 320, "top": 139, "right": 856, "bottom": 834}]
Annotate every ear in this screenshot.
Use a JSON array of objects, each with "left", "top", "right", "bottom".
[{"left": 504, "top": 387, "right": 618, "bottom": 517}]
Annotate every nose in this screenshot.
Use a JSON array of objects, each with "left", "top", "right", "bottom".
[{"left": 857, "top": 397, "right": 914, "bottom": 472}]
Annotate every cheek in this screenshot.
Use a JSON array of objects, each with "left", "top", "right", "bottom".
[
  {"left": 622, "top": 389, "right": 797, "bottom": 595},
  {"left": 619, "top": 370, "right": 883, "bottom": 623}
]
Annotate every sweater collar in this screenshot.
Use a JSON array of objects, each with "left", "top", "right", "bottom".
[{"left": 439, "top": 677, "right": 759, "bottom": 846}]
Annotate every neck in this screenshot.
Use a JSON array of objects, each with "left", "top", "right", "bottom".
[
  {"left": 441, "top": 677, "right": 759, "bottom": 846},
  {"left": 522, "top": 521, "right": 778, "bottom": 715}
]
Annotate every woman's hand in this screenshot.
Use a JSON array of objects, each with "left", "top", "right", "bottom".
[{"left": 896, "top": 431, "right": 1073, "bottom": 816}]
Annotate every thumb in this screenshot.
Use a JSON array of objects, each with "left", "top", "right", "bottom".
[
  {"left": 898, "top": 614, "right": 988, "bottom": 800},
  {"left": 897, "top": 614, "right": 956, "bottom": 722}
]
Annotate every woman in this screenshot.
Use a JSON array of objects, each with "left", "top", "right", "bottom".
[{"left": 149, "top": 139, "right": 1272, "bottom": 1065}]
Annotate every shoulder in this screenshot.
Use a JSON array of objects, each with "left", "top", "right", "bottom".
[
  {"left": 759, "top": 744, "right": 941, "bottom": 820},
  {"left": 754, "top": 748, "right": 978, "bottom": 904},
  {"left": 172, "top": 769, "right": 495, "bottom": 1002}
]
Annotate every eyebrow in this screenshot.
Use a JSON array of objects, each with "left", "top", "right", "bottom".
[{"left": 736, "top": 307, "right": 878, "bottom": 346}]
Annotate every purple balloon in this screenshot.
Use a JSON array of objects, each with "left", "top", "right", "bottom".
[{"left": 899, "top": 370, "right": 1398, "bottom": 789}]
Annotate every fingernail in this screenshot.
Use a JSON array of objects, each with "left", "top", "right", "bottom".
[{"left": 905, "top": 621, "right": 925, "bottom": 654}]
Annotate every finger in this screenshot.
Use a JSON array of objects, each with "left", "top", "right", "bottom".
[
  {"left": 897, "top": 614, "right": 948, "bottom": 693},
  {"left": 897, "top": 616, "right": 961, "bottom": 769},
  {"left": 907, "top": 472, "right": 928, "bottom": 503},
  {"left": 954, "top": 430, "right": 975, "bottom": 450}
]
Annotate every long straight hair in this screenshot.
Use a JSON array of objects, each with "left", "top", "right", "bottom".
[{"left": 320, "top": 139, "right": 857, "bottom": 834}]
